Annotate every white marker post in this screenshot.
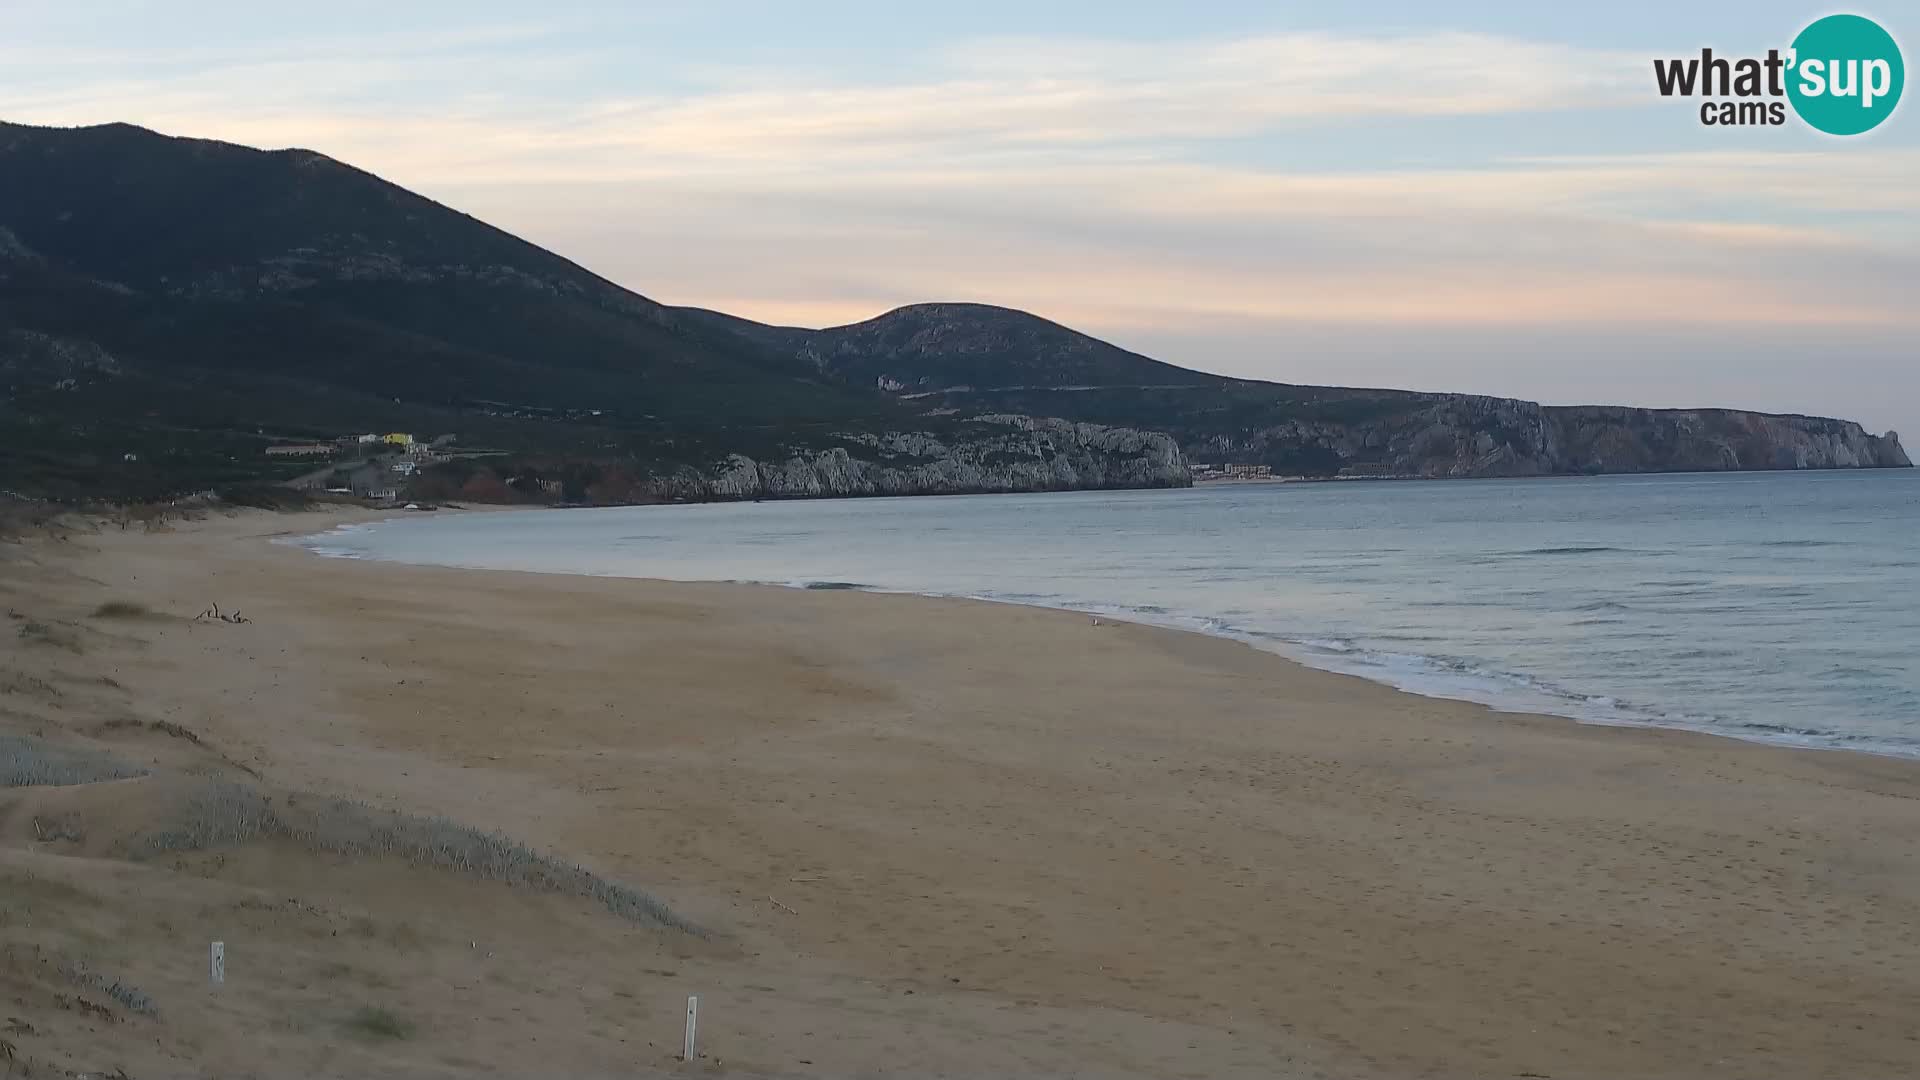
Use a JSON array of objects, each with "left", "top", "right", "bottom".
[
  {"left": 683, "top": 995, "right": 699, "bottom": 1061},
  {"left": 209, "top": 941, "right": 225, "bottom": 985}
]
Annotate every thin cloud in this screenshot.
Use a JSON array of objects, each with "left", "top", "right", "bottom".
[
  {"left": 1, "top": 19, "right": 1911, "bottom": 431},
  {"left": 6, "top": 29, "right": 1647, "bottom": 174}
]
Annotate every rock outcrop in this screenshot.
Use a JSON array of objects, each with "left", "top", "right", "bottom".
[
  {"left": 1186, "top": 394, "right": 1909, "bottom": 478},
  {"left": 3, "top": 122, "right": 1905, "bottom": 503},
  {"left": 632, "top": 416, "right": 1189, "bottom": 500},
  {"left": 417, "top": 416, "right": 1189, "bottom": 505},
  {"left": 1547, "top": 406, "right": 1907, "bottom": 473},
  {"left": 696, "top": 303, "right": 1910, "bottom": 482}
]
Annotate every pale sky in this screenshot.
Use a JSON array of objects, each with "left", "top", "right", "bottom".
[{"left": 5, "top": 1, "right": 1915, "bottom": 435}]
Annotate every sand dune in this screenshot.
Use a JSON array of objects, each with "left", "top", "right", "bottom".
[{"left": 2, "top": 506, "right": 1917, "bottom": 1078}]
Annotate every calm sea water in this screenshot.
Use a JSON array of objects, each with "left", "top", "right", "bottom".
[{"left": 296, "top": 471, "right": 1920, "bottom": 757}]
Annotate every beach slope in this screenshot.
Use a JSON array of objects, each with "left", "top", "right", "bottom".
[{"left": 1, "top": 508, "right": 1916, "bottom": 1078}]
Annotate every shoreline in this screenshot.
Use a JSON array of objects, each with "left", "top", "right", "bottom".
[
  {"left": 286, "top": 503, "right": 1919, "bottom": 765},
  {"left": 6, "top": 505, "right": 1919, "bottom": 1078}
]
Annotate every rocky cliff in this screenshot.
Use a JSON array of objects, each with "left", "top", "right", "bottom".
[
  {"left": 1182, "top": 393, "right": 1908, "bottom": 478},
  {"left": 1547, "top": 406, "right": 1907, "bottom": 473},
  {"left": 413, "top": 415, "right": 1188, "bottom": 503},
  {"left": 712, "top": 421, "right": 1185, "bottom": 498},
  {"left": 697, "top": 304, "right": 1910, "bottom": 482},
  {"left": 524, "top": 416, "right": 1189, "bottom": 502}
]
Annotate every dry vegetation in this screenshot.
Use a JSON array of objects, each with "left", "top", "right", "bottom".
[
  {"left": 89, "top": 600, "right": 152, "bottom": 619},
  {"left": 128, "top": 779, "right": 692, "bottom": 931},
  {"left": 341, "top": 1004, "right": 414, "bottom": 1041},
  {"left": 14, "top": 618, "right": 83, "bottom": 653},
  {"left": 57, "top": 955, "right": 159, "bottom": 1017},
  {"left": 0, "top": 721, "right": 689, "bottom": 931},
  {"left": 0, "top": 541, "right": 704, "bottom": 1079},
  {"left": 0, "top": 734, "right": 147, "bottom": 787}
]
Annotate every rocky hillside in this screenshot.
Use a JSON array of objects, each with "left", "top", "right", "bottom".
[
  {"left": 415, "top": 415, "right": 1187, "bottom": 503},
  {"left": 1175, "top": 394, "right": 1908, "bottom": 478},
  {"left": 2, "top": 120, "right": 1904, "bottom": 503},
  {"left": 701, "top": 305, "right": 1908, "bottom": 479},
  {"left": 681, "top": 415, "right": 1188, "bottom": 499},
  {"left": 0, "top": 122, "right": 1175, "bottom": 501},
  {"left": 1549, "top": 406, "right": 1905, "bottom": 473},
  {"left": 685, "top": 303, "right": 1217, "bottom": 394},
  {"left": 0, "top": 122, "right": 849, "bottom": 426}
]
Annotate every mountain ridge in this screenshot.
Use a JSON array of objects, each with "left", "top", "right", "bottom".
[
  {"left": 688, "top": 304, "right": 1909, "bottom": 478},
  {"left": 0, "top": 120, "right": 1905, "bottom": 503},
  {"left": 0, "top": 120, "right": 1188, "bottom": 500}
]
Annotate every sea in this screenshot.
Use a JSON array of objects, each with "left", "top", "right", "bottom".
[{"left": 295, "top": 470, "right": 1920, "bottom": 758}]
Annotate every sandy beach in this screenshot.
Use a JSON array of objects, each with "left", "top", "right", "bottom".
[{"left": 2, "top": 505, "right": 1918, "bottom": 1078}]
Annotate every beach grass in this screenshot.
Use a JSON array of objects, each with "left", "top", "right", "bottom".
[
  {"left": 133, "top": 780, "right": 696, "bottom": 932},
  {"left": 58, "top": 957, "right": 159, "bottom": 1017},
  {"left": 341, "top": 1004, "right": 413, "bottom": 1041},
  {"left": 0, "top": 734, "right": 147, "bottom": 787},
  {"left": 89, "top": 600, "right": 152, "bottom": 619},
  {"left": 16, "top": 620, "right": 82, "bottom": 652}
]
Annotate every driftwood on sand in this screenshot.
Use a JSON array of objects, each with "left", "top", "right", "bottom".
[{"left": 194, "top": 602, "right": 251, "bottom": 624}]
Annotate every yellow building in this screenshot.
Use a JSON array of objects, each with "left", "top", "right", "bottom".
[{"left": 383, "top": 433, "right": 415, "bottom": 447}]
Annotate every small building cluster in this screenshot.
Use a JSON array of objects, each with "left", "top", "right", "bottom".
[
  {"left": 266, "top": 433, "right": 421, "bottom": 459},
  {"left": 1189, "top": 463, "right": 1275, "bottom": 481},
  {"left": 270, "top": 432, "right": 461, "bottom": 503}
]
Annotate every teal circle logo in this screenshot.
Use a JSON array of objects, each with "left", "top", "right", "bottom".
[{"left": 1787, "top": 14, "right": 1904, "bottom": 135}]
